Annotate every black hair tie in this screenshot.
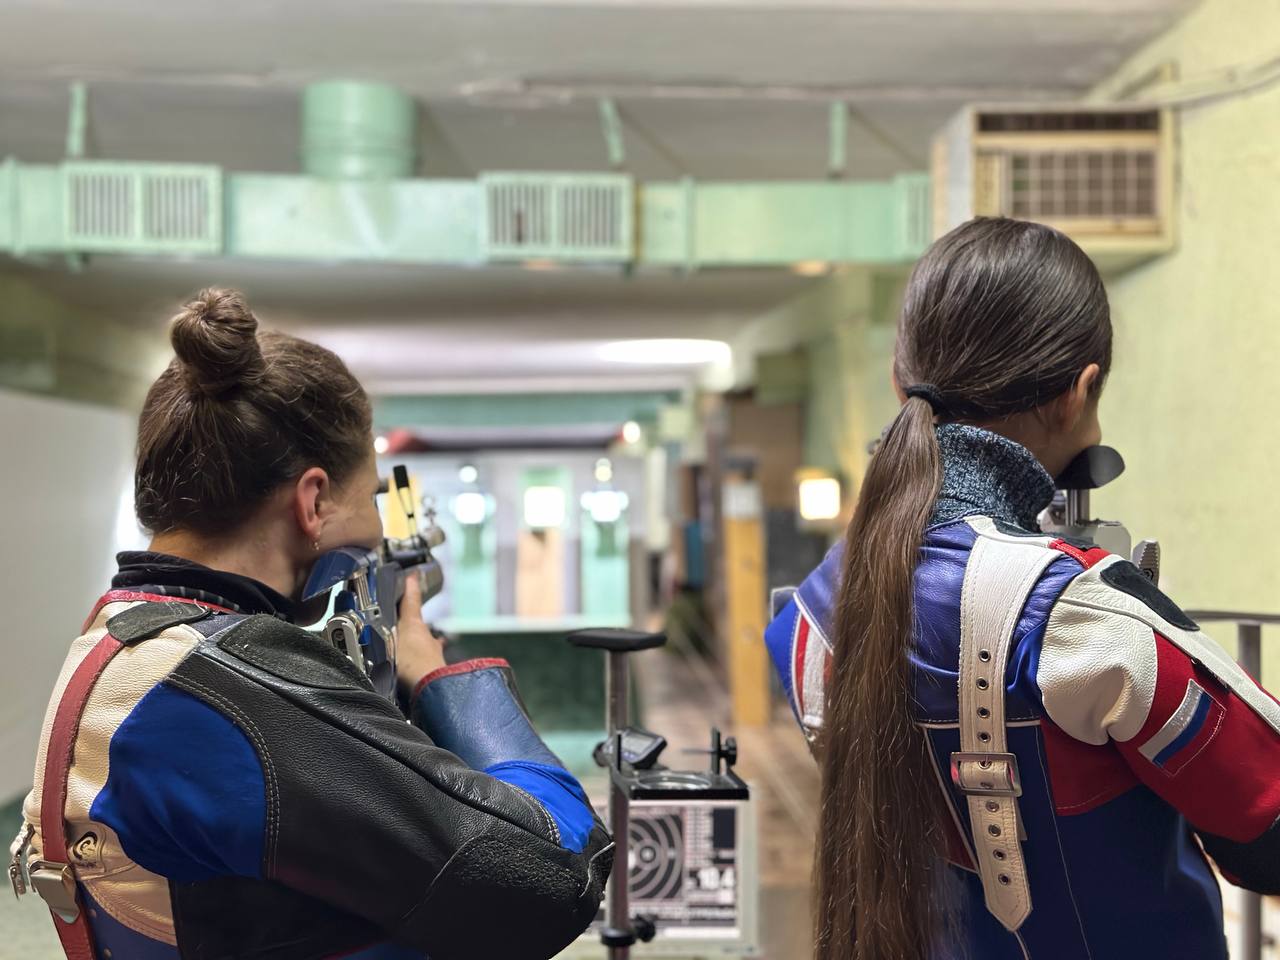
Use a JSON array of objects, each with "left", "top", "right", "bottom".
[{"left": 904, "top": 383, "right": 948, "bottom": 416}]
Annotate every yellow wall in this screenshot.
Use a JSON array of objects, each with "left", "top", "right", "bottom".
[{"left": 1088, "top": 0, "right": 1280, "bottom": 658}]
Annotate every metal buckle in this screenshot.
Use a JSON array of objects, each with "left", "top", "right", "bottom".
[
  {"left": 29, "top": 861, "right": 79, "bottom": 923},
  {"left": 8, "top": 822, "right": 33, "bottom": 899},
  {"left": 950, "top": 751, "right": 1022, "bottom": 798}
]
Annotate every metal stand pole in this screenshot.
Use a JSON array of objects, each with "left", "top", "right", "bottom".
[
  {"left": 1238, "top": 623, "right": 1264, "bottom": 960},
  {"left": 605, "top": 650, "right": 632, "bottom": 960},
  {"left": 1064, "top": 488, "right": 1089, "bottom": 527}
]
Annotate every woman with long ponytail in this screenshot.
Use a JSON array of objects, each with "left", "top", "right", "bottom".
[{"left": 767, "top": 217, "right": 1280, "bottom": 960}]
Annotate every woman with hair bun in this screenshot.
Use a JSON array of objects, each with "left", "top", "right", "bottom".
[
  {"left": 17, "top": 290, "right": 611, "bottom": 960},
  {"left": 766, "top": 218, "right": 1280, "bottom": 960}
]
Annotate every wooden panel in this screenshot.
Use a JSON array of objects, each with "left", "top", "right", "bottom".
[
  {"left": 725, "top": 395, "right": 805, "bottom": 512},
  {"left": 516, "top": 528, "right": 566, "bottom": 618},
  {"left": 723, "top": 477, "right": 770, "bottom": 728}
]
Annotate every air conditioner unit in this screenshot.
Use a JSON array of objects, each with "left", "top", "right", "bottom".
[{"left": 931, "top": 105, "right": 1175, "bottom": 271}]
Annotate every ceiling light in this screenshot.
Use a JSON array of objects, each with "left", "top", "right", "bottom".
[
  {"left": 524, "top": 486, "right": 566, "bottom": 530},
  {"left": 798, "top": 475, "right": 842, "bottom": 522},
  {"left": 791, "top": 261, "right": 831, "bottom": 277},
  {"left": 582, "top": 490, "right": 629, "bottom": 524},
  {"left": 459, "top": 464, "right": 479, "bottom": 484},
  {"left": 374, "top": 435, "right": 390, "bottom": 455},
  {"left": 622, "top": 421, "right": 642, "bottom": 445},
  {"left": 597, "top": 339, "right": 731, "bottom": 366},
  {"left": 452, "top": 491, "right": 488, "bottom": 526},
  {"left": 594, "top": 458, "right": 613, "bottom": 484}
]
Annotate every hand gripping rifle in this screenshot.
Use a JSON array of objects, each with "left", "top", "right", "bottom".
[{"left": 302, "top": 465, "right": 446, "bottom": 699}]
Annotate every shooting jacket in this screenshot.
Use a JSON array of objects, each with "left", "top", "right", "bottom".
[
  {"left": 767, "top": 425, "right": 1280, "bottom": 959},
  {"left": 19, "top": 555, "right": 611, "bottom": 960}
]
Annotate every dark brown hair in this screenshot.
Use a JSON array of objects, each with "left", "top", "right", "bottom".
[
  {"left": 815, "top": 218, "right": 1111, "bottom": 960},
  {"left": 135, "top": 288, "right": 372, "bottom": 535}
]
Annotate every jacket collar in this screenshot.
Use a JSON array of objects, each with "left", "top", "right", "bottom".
[
  {"left": 112, "top": 551, "right": 295, "bottom": 621},
  {"left": 931, "top": 424, "right": 1056, "bottom": 531}
]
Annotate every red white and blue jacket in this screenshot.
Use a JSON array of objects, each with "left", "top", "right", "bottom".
[
  {"left": 20, "top": 554, "right": 611, "bottom": 960},
  {"left": 766, "top": 426, "right": 1280, "bottom": 959}
]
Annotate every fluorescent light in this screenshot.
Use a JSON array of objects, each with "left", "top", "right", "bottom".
[
  {"left": 622, "top": 421, "right": 642, "bottom": 444},
  {"left": 582, "top": 490, "right": 629, "bottom": 524},
  {"left": 523, "top": 486, "right": 566, "bottom": 529},
  {"left": 791, "top": 260, "right": 830, "bottom": 277},
  {"left": 458, "top": 464, "right": 479, "bottom": 484},
  {"left": 597, "top": 339, "right": 731, "bottom": 366},
  {"left": 798, "top": 476, "right": 842, "bottom": 522},
  {"left": 373, "top": 435, "right": 390, "bottom": 454},
  {"left": 452, "top": 491, "right": 488, "bottom": 526}
]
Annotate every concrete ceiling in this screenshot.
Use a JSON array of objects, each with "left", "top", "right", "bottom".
[
  {"left": 0, "top": 0, "right": 1197, "bottom": 393},
  {"left": 0, "top": 0, "right": 1196, "bottom": 179},
  {"left": 11, "top": 257, "right": 815, "bottom": 393}
]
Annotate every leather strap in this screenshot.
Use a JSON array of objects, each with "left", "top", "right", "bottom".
[
  {"left": 38, "top": 630, "right": 123, "bottom": 959},
  {"left": 38, "top": 593, "right": 223, "bottom": 959},
  {"left": 953, "top": 533, "right": 1057, "bottom": 932}
]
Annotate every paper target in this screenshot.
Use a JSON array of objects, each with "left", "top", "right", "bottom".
[{"left": 628, "top": 812, "right": 684, "bottom": 901}]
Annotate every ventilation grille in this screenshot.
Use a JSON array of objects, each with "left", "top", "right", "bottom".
[
  {"left": 892, "top": 173, "right": 932, "bottom": 256},
  {"left": 64, "top": 162, "right": 222, "bottom": 253},
  {"left": 481, "top": 174, "right": 633, "bottom": 261},
  {"left": 1007, "top": 149, "right": 1157, "bottom": 219},
  {"left": 978, "top": 110, "right": 1160, "bottom": 133}
]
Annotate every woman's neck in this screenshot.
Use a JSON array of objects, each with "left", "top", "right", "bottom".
[{"left": 148, "top": 526, "right": 300, "bottom": 602}]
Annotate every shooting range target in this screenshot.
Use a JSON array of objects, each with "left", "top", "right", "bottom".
[{"left": 628, "top": 811, "right": 684, "bottom": 901}]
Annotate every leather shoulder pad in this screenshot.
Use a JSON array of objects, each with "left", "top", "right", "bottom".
[
  {"left": 216, "top": 614, "right": 372, "bottom": 691},
  {"left": 1097, "top": 559, "right": 1200, "bottom": 631},
  {"left": 106, "top": 601, "right": 212, "bottom": 646}
]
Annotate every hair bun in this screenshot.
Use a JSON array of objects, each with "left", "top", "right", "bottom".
[{"left": 170, "top": 288, "right": 266, "bottom": 398}]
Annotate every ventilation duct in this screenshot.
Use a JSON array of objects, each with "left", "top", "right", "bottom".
[{"left": 301, "top": 81, "right": 417, "bottom": 180}]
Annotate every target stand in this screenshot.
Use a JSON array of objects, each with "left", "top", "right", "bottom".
[{"left": 567, "top": 629, "right": 756, "bottom": 960}]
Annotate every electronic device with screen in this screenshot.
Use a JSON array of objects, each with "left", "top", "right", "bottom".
[{"left": 594, "top": 728, "right": 669, "bottom": 771}]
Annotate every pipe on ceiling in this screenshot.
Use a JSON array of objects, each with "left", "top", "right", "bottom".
[{"left": 301, "top": 80, "right": 418, "bottom": 179}]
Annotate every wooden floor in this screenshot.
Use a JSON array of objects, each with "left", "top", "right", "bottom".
[{"left": 631, "top": 640, "right": 819, "bottom": 960}]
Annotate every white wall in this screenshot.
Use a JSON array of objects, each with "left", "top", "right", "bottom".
[{"left": 0, "top": 388, "right": 139, "bottom": 802}]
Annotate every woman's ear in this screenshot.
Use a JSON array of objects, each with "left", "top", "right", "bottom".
[
  {"left": 292, "top": 467, "right": 332, "bottom": 545},
  {"left": 1056, "top": 363, "right": 1102, "bottom": 431},
  {"left": 891, "top": 363, "right": 907, "bottom": 405}
]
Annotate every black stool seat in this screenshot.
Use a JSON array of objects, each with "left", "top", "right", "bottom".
[{"left": 567, "top": 628, "right": 667, "bottom": 652}]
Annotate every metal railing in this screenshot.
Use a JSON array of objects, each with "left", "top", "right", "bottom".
[{"left": 1184, "top": 610, "right": 1280, "bottom": 960}]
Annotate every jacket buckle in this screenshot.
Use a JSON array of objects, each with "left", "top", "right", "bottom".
[
  {"left": 30, "top": 861, "right": 79, "bottom": 923},
  {"left": 949, "top": 751, "right": 1022, "bottom": 798}
]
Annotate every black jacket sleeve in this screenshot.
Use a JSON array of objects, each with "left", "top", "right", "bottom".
[{"left": 168, "top": 614, "right": 612, "bottom": 960}]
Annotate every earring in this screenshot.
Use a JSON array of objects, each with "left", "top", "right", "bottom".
[{"left": 312, "top": 540, "right": 321, "bottom": 553}]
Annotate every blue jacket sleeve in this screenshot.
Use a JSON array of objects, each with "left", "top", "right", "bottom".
[{"left": 409, "top": 658, "right": 596, "bottom": 853}]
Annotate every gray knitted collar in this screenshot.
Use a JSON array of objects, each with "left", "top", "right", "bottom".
[{"left": 931, "top": 424, "right": 1056, "bottom": 531}]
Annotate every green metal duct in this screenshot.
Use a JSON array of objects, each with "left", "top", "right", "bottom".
[
  {"left": 0, "top": 161, "right": 930, "bottom": 266},
  {"left": 0, "top": 79, "right": 932, "bottom": 267},
  {"left": 301, "top": 81, "right": 417, "bottom": 180}
]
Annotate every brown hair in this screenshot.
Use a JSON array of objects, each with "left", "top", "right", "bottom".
[
  {"left": 815, "top": 218, "right": 1111, "bottom": 960},
  {"left": 135, "top": 288, "right": 372, "bottom": 535}
]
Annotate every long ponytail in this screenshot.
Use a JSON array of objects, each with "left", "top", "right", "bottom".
[
  {"left": 812, "top": 216, "right": 1113, "bottom": 960},
  {"left": 814, "top": 395, "right": 947, "bottom": 960}
]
